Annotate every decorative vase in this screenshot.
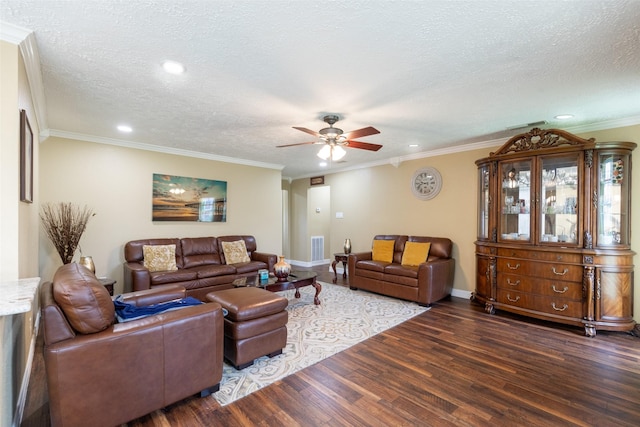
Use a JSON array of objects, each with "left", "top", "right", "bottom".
[
  {"left": 343, "top": 238, "right": 351, "bottom": 254},
  {"left": 79, "top": 256, "right": 96, "bottom": 274},
  {"left": 274, "top": 256, "right": 291, "bottom": 282}
]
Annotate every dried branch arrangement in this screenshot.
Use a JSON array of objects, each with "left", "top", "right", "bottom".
[{"left": 40, "top": 202, "right": 95, "bottom": 264}]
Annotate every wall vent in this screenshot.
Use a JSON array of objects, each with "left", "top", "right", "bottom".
[{"left": 311, "top": 236, "right": 324, "bottom": 262}]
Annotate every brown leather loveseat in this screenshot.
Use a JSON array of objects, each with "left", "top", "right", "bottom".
[
  {"left": 348, "top": 235, "right": 455, "bottom": 306},
  {"left": 41, "top": 263, "right": 224, "bottom": 427},
  {"left": 124, "top": 235, "right": 277, "bottom": 300}
]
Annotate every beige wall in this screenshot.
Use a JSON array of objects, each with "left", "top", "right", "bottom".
[
  {"left": 289, "top": 124, "right": 640, "bottom": 321},
  {"left": 1, "top": 40, "right": 40, "bottom": 427},
  {"left": 39, "top": 138, "right": 284, "bottom": 294}
]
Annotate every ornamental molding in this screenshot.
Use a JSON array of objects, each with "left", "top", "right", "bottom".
[{"left": 491, "top": 128, "right": 595, "bottom": 156}]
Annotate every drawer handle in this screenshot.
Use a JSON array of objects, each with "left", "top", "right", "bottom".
[
  {"left": 552, "top": 303, "right": 568, "bottom": 311},
  {"left": 552, "top": 285, "right": 569, "bottom": 294},
  {"left": 507, "top": 263, "right": 520, "bottom": 270},
  {"left": 552, "top": 267, "right": 569, "bottom": 276},
  {"left": 506, "top": 294, "right": 520, "bottom": 302},
  {"left": 507, "top": 278, "right": 520, "bottom": 286}
]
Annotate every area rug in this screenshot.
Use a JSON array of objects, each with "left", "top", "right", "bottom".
[{"left": 212, "top": 282, "right": 430, "bottom": 406}]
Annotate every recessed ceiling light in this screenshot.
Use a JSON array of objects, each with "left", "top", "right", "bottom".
[
  {"left": 554, "top": 114, "right": 574, "bottom": 120},
  {"left": 162, "top": 60, "right": 185, "bottom": 74},
  {"left": 117, "top": 125, "right": 132, "bottom": 132},
  {"left": 408, "top": 144, "right": 419, "bottom": 148}
]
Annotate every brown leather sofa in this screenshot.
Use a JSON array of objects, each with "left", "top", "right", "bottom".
[
  {"left": 124, "top": 235, "right": 277, "bottom": 300},
  {"left": 348, "top": 235, "right": 455, "bottom": 306},
  {"left": 41, "top": 263, "right": 224, "bottom": 427}
]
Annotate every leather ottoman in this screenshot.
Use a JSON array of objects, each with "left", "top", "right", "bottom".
[{"left": 206, "top": 287, "right": 288, "bottom": 369}]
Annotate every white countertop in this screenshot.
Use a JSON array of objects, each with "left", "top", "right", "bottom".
[{"left": 0, "top": 277, "right": 40, "bottom": 316}]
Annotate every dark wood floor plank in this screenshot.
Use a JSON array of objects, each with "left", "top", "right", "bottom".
[{"left": 21, "top": 266, "right": 640, "bottom": 427}]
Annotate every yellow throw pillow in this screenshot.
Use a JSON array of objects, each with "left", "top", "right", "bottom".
[
  {"left": 222, "top": 240, "right": 251, "bottom": 264},
  {"left": 372, "top": 239, "right": 395, "bottom": 263},
  {"left": 143, "top": 244, "right": 178, "bottom": 272},
  {"left": 401, "top": 241, "right": 431, "bottom": 266}
]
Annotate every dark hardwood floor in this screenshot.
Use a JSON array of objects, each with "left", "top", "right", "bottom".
[{"left": 22, "top": 264, "right": 640, "bottom": 426}]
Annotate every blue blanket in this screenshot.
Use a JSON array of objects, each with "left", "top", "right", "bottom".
[{"left": 113, "top": 296, "right": 203, "bottom": 323}]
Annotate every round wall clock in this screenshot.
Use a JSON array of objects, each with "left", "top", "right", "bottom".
[{"left": 411, "top": 167, "right": 442, "bottom": 200}]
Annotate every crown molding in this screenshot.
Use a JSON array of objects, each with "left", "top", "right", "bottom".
[
  {"left": 46, "top": 129, "right": 285, "bottom": 171},
  {"left": 563, "top": 115, "right": 640, "bottom": 135},
  {"left": 287, "top": 138, "right": 505, "bottom": 181},
  {"left": 19, "top": 33, "right": 48, "bottom": 132},
  {"left": 1, "top": 21, "right": 49, "bottom": 134},
  {"left": 0, "top": 20, "right": 31, "bottom": 44}
]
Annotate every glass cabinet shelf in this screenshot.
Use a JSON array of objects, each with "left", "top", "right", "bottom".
[
  {"left": 539, "top": 154, "right": 579, "bottom": 244},
  {"left": 499, "top": 160, "right": 531, "bottom": 242}
]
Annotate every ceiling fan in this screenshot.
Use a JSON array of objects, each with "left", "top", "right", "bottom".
[{"left": 277, "top": 115, "right": 382, "bottom": 161}]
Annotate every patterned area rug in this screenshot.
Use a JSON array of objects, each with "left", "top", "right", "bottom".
[{"left": 213, "top": 282, "right": 430, "bottom": 406}]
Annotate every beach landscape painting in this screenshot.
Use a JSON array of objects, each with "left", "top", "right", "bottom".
[{"left": 152, "top": 173, "right": 227, "bottom": 222}]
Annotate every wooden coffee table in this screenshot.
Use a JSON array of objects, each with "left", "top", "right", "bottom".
[{"left": 233, "top": 271, "right": 321, "bottom": 305}]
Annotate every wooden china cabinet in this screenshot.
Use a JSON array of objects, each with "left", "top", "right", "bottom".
[{"left": 473, "top": 128, "right": 636, "bottom": 336}]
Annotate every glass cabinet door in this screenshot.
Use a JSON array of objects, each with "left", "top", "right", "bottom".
[
  {"left": 597, "top": 153, "right": 630, "bottom": 246},
  {"left": 499, "top": 160, "right": 531, "bottom": 242},
  {"left": 539, "top": 154, "right": 579, "bottom": 245},
  {"left": 477, "top": 165, "right": 490, "bottom": 240}
]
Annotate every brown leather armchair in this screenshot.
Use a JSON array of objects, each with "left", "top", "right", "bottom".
[{"left": 41, "top": 263, "right": 224, "bottom": 427}]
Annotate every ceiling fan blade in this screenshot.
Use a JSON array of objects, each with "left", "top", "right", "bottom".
[
  {"left": 276, "top": 141, "right": 317, "bottom": 148},
  {"left": 293, "top": 126, "right": 321, "bottom": 137},
  {"left": 344, "top": 126, "right": 380, "bottom": 140},
  {"left": 345, "top": 140, "right": 383, "bottom": 152}
]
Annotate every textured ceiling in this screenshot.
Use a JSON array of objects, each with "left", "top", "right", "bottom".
[{"left": 2, "top": 0, "right": 640, "bottom": 178}]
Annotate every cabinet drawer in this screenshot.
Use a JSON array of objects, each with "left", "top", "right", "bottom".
[
  {"left": 497, "top": 290, "right": 582, "bottom": 318},
  {"left": 498, "top": 274, "right": 582, "bottom": 300},
  {"left": 496, "top": 289, "right": 532, "bottom": 308},
  {"left": 497, "top": 259, "right": 582, "bottom": 282},
  {"left": 497, "top": 248, "right": 582, "bottom": 263},
  {"left": 532, "top": 295, "right": 583, "bottom": 318}
]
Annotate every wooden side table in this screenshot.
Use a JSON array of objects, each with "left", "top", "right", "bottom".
[
  {"left": 332, "top": 253, "right": 349, "bottom": 284},
  {"left": 98, "top": 278, "right": 116, "bottom": 296}
]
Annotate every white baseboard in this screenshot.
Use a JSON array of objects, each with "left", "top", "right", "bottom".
[
  {"left": 288, "top": 259, "right": 330, "bottom": 268},
  {"left": 451, "top": 288, "right": 472, "bottom": 300}
]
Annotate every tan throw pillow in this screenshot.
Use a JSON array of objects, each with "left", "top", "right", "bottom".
[
  {"left": 401, "top": 241, "right": 431, "bottom": 266},
  {"left": 143, "top": 244, "right": 178, "bottom": 272},
  {"left": 222, "top": 240, "right": 251, "bottom": 264},
  {"left": 372, "top": 239, "right": 395, "bottom": 263},
  {"left": 53, "top": 263, "right": 115, "bottom": 334}
]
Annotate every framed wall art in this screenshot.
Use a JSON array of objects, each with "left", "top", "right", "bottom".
[
  {"left": 310, "top": 176, "right": 324, "bottom": 186},
  {"left": 152, "top": 173, "right": 227, "bottom": 222},
  {"left": 20, "top": 109, "right": 33, "bottom": 203}
]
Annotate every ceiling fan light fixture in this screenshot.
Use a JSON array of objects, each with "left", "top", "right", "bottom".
[
  {"left": 317, "top": 144, "right": 332, "bottom": 160},
  {"left": 332, "top": 145, "right": 346, "bottom": 161},
  {"left": 317, "top": 145, "right": 346, "bottom": 161}
]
